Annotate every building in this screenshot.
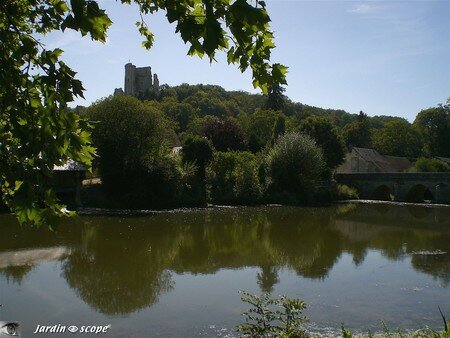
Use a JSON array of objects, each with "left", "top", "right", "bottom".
[
  {"left": 336, "top": 147, "right": 412, "bottom": 174},
  {"left": 52, "top": 160, "right": 86, "bottom": 207},
  {"left": 436, "top": 156, "right": 450, "bottom": 166},
  {"left": 114, "top": 63, "right": 160, "bottom": 98}
]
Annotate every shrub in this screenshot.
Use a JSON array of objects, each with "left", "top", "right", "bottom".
[
  {"left": 237, "top": 292, "right": 450, "bottom": 338},
  {"left": 335, "top": 184, "right": 359, "bottom": 200},
  {"left": 207, "top": 151, "right": 262, "bottom": 205},
  {"left": 409, "top": 157, "right": 450, "bottom": 173},
  {"left": 237, "top": 291, "right": 308, "bottom": 338},
  {"left": 266, "top": 132, "right": 325, "bottom": 203}
]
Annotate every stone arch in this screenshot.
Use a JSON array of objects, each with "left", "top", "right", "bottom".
[
  {"left": 406, "top": 184, "right": 434, "bottom": 203},
  {"left": 371, "top": 185, "right": 393, "bottom": 201}
]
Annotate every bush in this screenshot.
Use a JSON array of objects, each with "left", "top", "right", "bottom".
[
  {"left": 237, "top": 292, "right": 450, "bottom": 338},
  {"left": 266, "top": 132, "right": 325, "bottom": 203},
  {"left": 237, "top": 291, "right": 308, "bottom": 338},
  {"left": 409, "top": 157, "right": 450, "bottom": 173},
  {"left": 207, "top": 151, "right": 262, "bottom": 205},
  {"left": 335, "top": 184, "right": 359, "bottom": 200}
]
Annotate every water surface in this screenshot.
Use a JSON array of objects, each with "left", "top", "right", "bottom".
[{"left": 0, "top": 204, "right": 449, "bottom": 337}]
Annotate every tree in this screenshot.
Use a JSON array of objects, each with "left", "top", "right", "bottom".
[
  {"left": 0, "top": 0, "right": 286, "bottom": 226},
  {"left": 265, "top": 83, "right": 286, "bottom": 111},
  {"left": 161, "top": 101, "right": 198, "bottom": 133},
  {"left": 299, "top": 116, "right": 346, "bottom": 171},
  {"left": 181, "top": 134, "right": 213, "bottom": 205},
  {"left": 266, "top": 132, "right": 325, "bottom": 202},
  {"left": 413, "top": 105, "right": 450, "bottom": 157},
  {"left": 271, "top": 115, "right": 286, "bottom": 143},
  {"left": 182, "top": 135, "right": 213, "bottom": 178},
  {"left": 86, "top": 96, "right": 174, "bottom": 190},
  {"left": 342, "top": 119, "right": 372, "bottom": 149},
  {"left": 409, "top": 157, "right": 450, "bottom": 173},
  {"left": 200, "top": 117, "right": 248, "bottom": 151},
  {"left": 183, "top": 93, "right": 229, "bottom": 118},
  {"left": 86, "top": 96, "right": 185, "bottom": 208},
  {"left": 372, "top": 120, "right": 423, "bottom": 158},
  {"left": 247, "top": 109, "right": 282, "bottom": 152}
]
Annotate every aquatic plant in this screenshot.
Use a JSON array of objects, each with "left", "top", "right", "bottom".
[
  {"left": 237, "top": 291, "right": 308, "bottom": 337},
  {"left": 237, "top": 292, "right": 450, "bottom": 338}
]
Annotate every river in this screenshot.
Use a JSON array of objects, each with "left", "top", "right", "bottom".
[{"left": 0, "top": 204, "right": 449, "bottom": 337}]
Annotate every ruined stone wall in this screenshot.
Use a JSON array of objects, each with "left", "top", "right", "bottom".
[
  {"left": 134, "top": 67, "right": 152, "bottom": 97},
  {"left": 116, "top": 63, "right": 159, "bottom": 97}
]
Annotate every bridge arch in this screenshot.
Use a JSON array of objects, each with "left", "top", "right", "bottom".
[
  {"left": 406, "top": 184, "right": 434, "bottom": 203},
  {"left": 371, "top": 185, "right": 393, "bottom": 201}
]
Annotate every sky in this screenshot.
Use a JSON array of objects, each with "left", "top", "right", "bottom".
[{"left": 41, "top": 0, "right": 450, "bottom": 121}]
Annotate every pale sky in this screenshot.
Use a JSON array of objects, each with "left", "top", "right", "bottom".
[{"left": 41, "top": 0, "right": 450, "bottom": 121}]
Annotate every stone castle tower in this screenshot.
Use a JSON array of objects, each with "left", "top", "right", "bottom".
[{"left": 115, "top": 63, "right": 159, "bottom": 98}]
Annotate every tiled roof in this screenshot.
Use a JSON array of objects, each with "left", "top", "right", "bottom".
[
  {"left": 384, "top": 155, "right": 412, "bottom": 172},
  {"left": 353, "top": 147, "right": 411, "bottom": 173}
]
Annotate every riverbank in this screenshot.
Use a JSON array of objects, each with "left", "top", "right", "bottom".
[
  {"left": 76, "top": 199, "right": 450, "bottom": 217},
  {"left": 339, "top": 199, "right": 450, "bottom": 209},
  {"left": 3, "top": 199, "right": 449, "bottom": 219},
  {"left": 76, "top": 204, "right": 283, "bottom": 217}
]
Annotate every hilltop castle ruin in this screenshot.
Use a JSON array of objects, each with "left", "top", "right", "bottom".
[{"left": 114, "top": 63, "right": 159, "bottom": 98}]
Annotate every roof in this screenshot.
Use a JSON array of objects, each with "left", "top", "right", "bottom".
[
  {"left": 172, "top": 146, "right": 182, "bottom": 154},
  {"left": 436, "top": 157, "right": 450, "bottom": 165},
  {"left": 384, "top": 155, "right": 412, "bottom": 172},
  {"left": 353, "top": 147, "right": 411, "bottom": 173},
  {"left": 53, "top": 159, "right": 86, "bottom": 171}
]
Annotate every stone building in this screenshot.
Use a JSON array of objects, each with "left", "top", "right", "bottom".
[{"left": 114, "top": 62, "right": 159, "bottom": 98}]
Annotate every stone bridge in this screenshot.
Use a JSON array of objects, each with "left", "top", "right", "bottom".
[{"left": 335, "top": 173, "right": 450, "bottom": 204}]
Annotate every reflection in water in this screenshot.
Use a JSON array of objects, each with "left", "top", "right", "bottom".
[
  {"left": 0, "top": 247, "right": 70, "bottom": 269},
  {"left": 257, "top": 265, "right": 279, "bottom": 293},
  {"left": 62, "top": 224, "right": 175, "bottom": 315},
  {"left": 0, "top": 204, "right": 449, "bottom": 326},
  {"left": 0, "top": 265, "right": 33, "bottom": 284}
]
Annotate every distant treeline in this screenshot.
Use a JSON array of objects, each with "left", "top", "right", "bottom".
[
  {"left": 107, "top": 83, "right": 450, "bottom": 159},
  {"left": 78, "top": 84, "right": 450, "bottom": 209}
]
